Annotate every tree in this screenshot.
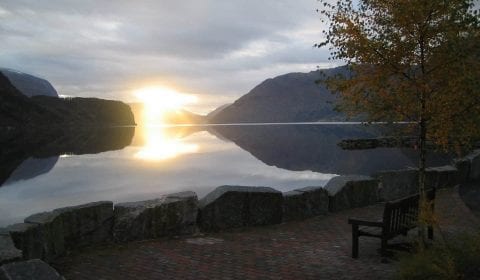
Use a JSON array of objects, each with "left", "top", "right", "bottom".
[{"left": 317, "top": 0, "right": 480, "bottom": 237}]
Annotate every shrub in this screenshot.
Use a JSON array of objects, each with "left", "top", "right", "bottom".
[{"left": 397, "top": 232, "right": 480, "bottom": 280}]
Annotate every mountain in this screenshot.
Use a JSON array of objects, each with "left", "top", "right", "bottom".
[
  {"left": 208, "top": 66, "right": 349, "bottom": 123},
  {"left": 0, "top": 72, "right": 135, "bottom": 127},
  {"left": 0, "top": 68, "right": 58, "bottom": 97},
  {"left": 129, "top": 102, "right": 205, "bottom": 125}
]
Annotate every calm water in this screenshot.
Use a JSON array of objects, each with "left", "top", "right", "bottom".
[{"left": 0, "top": 123, "right": 451, "bottom": 226}]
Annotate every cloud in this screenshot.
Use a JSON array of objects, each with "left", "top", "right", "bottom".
[{"left": 0, "top": 0, "right": 334, "bottom": 113}]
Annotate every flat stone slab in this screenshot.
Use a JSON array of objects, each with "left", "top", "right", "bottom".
[
  {"left": 199, "top": 186, "right": 283, "bottom": 231},
  {"left": 114, "top": 192, "right": 198, "bottom": 242},
  {"left": 0, "top": 234, "right": 22, "bottom": 265},
  {"left": 0, "top": 259, "right": 64, "bottom": 280},
  {"left": 324, "top": 175, "right": 379, "bottom": 212}
]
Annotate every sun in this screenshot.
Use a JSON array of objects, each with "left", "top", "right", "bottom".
[{"left": 134, "top": 86, "right": 197, "bottom": 123}]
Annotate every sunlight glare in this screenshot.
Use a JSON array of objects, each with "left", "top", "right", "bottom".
[{"left": 134, "top": 86, "right": 197, "bottom": 123}]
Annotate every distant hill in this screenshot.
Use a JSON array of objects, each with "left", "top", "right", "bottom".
[
  {"left": 208, "top": 66, "right": 350, "bottom": 123},
  {"left": 0, "top": 68, "right": 58, "bottom": 97},
  {"left": 0, "top": 72, "right": 135, "bottom": 127},
  {"left": 129, "top": 102, "right": 205, "bottom": 125}
]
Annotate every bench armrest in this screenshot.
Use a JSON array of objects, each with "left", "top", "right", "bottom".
[{"left": 348, "top": 218, "right": 384, "bottom": 227}]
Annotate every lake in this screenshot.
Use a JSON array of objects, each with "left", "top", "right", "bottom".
[{"left": 0, "top": 123, "right": 452, "bottom": 226}]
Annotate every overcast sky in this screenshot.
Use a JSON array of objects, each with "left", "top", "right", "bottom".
[{"left": 0, "top": 0, "right": 334, "bottom": 113}]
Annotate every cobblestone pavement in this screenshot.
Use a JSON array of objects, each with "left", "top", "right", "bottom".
[{"left": 53, "top": 187, "right": 479, "bottom": 280}]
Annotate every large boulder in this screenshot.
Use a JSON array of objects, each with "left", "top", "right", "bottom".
[
  {"left": 5, "top": 223, "right": 44, "bottom": 261},
  {"left": 0, "top": 259, "right": 64, "bottom": 280},
  {"left": 198, "top": 186, "right": 283, "bottom": 231},
  {"left": 53, "top": 201, "right": 114, "bottom": 249},
  {"left": 0, "top": 233, "right": 22, "bottom": 265},
  {"left": 325, "top": 175, "right": 379, "bottom": 212},
  {"left": 113, "top": 192, "right": 198, "bottom": 242},
  {"left": 283, "top": 187, "right": 329, "bottom": 221}
]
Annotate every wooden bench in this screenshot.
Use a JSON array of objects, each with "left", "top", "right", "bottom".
[{"left": 348, "top": 189, "right": 435, "bottom": 258}]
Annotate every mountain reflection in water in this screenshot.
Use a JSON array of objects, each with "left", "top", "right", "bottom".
[{"left": 0, "top": 123, "right": 452, "bottom": 226}]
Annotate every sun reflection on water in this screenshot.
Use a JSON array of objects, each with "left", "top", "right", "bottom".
[
  {"left": 135, "top": 125, "right": 199, "bottom": 161},
  {"left": 133, "top": 85, "right": 200, "bottom": 161}
]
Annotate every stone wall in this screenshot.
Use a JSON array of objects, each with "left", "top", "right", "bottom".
[
  {"left": 198, "top": 186, "right": 283, "bottom": 231},
  {"left": 113, "top": 191, "right": 198, "bottom": 242},
  {"left": 1, "top": 149, "right": 479, "bottom": 273},
  {"left": 324, "top": 175, "right": 379, "bottom": 212}
]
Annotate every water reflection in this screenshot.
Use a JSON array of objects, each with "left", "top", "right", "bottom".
[
  {"left": 0, "top": 123, "right": 456, "bottom": 227},
  {"left": 0, "top": 126, "right": 135, "bottom": 186},
  {"left": 134, "top": 126, "right": 199, "bottom": 161}
]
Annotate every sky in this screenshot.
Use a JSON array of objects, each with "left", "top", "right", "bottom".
[{"left": 0, "top": 0, "right": 335, "bottom": 114}]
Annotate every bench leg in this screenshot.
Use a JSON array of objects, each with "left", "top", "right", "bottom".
[
  {"left": 352, "top": 225, "right": 359, "bottom": 258},
  {"left": 381, "top": 238, "right": 387, "bottom": 258},
  {"left": 428, "top": 225, "right": 434, "bottom": 240}
]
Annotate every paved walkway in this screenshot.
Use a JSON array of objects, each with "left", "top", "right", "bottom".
[{"left": 53, "top": 187, "right": 479, "bottom": 280}]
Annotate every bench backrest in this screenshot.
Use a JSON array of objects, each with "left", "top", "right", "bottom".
[{"left": 382, "top": 189, "right": 435, "bottom": 238}]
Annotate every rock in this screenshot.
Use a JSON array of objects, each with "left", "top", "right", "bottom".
[
  {"left": 114, "top": 192, "right": 198, "bottom": 242},
  {"left": 374, "top": 169, "right": 419, "bottom": 201},
  {"left": 426, "top": 166, "right": 458, "bottom": 189},
  {"left": 282, "top": 187, "right": 329, "bottom": 221},
  {"left": 53, "top": 201, "right": 114, "bottom": 249},
  {"left": 5, "top": 223, "right": 44, "bottom": 261},
  {"left": 324, "top": 175, "right": 379, "bottom": 212},
  {"left": 0, "top": 233, "right": 22, "bottom": 265},
  {"left": 198, "top": 186, "right": 283, "bottom": 231},
  {"left": 0, "top": 259, "right": 64, "bottom": 280},
  {"left": 24, "top": 212, "right": 65, "bottom": 262}
]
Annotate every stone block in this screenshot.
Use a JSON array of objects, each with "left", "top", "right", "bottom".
[
  {"left": 324, "top": 175, "right": 379, "bottom": 212},
  {"left": 282, "top": 187, "right": 329, "bottom": 221},
  {"left": 0, "top": 259, "right": 64, "bottom": 280},
  {"left": 0, "top": 233, "right": 22, "bottom": 265},
  {"left": 374, "top": 169, "right": 419, "bottom": 201},
  {"left": 198, "top": 186, "right": 283, "bottom": 231},
  {"left": 426, "top": 165, "right": 458, "bottom": 189},
  {"left": 5, "top": 223, "right": 44, "bottom": 261},
  {"left": 454, "top": 158, "right": 471, "bottom": 184},
  {"left": 468, "top": 150, "right": 480, "bottom": 180},
  {"left": 24, "top": 211, "right": 65, "bottom": 262},
  {"left": 114, "top": 192, "right": 198, "bottom": 242},
  {"left": 53, "top": 201, "right": 114, "bottom": 249}
]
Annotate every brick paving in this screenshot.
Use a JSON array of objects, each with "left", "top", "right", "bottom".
[{"left": 53, "top": 187, "right": 479, "bottom": 280}]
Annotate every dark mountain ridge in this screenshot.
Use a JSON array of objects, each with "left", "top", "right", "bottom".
[
  {"left": 0, "top": 68, "right": 58, "bottom": 97},
  {"left": 208, "top": 66, "right": 349, "bottom": 123},
  {"left": 0, "top": 72, "right": 135, "bottom": 127}
]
